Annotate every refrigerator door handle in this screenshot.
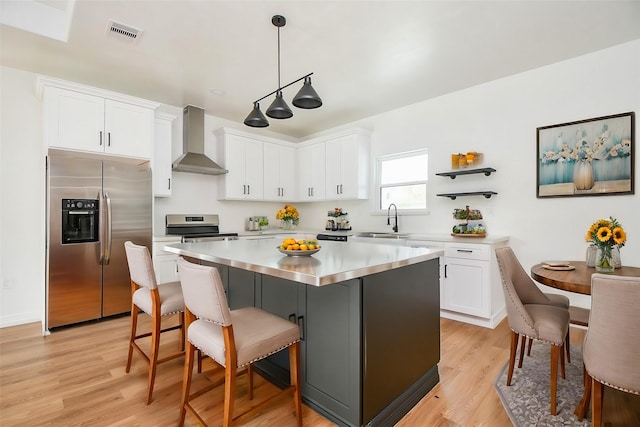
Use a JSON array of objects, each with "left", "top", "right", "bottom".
[
  {"left": 98, "top": 191, "right": 105, "bottom": 265},
  {"left": 104, "top": 191, "right": 113, "bottom": 265}
]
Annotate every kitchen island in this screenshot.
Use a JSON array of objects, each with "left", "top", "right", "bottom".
[{"left": 165, "top": 239, "right": 443, "bottom": 427}]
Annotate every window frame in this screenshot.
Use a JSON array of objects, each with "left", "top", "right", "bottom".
[{"left": 374, "top": 149, "right": 429, "bottom": 215}]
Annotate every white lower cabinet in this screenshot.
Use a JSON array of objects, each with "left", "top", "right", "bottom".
[
  {"left": 440, "top": 241, "right": 507, "bottom": 328},
  {"left": 152, "top": 238, "right": 181, "bottom": 284},
  {"left": 153, "top": 112, "right": 175, "bottom": 197}
]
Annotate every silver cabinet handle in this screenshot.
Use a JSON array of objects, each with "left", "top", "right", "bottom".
[
  {"left": 99, "top": 131, "right": 103, "bottom": 146},
  {"left": 107, "top": 132, "right": 111, "bottom": 147},
  {"left": 168, "top": 178, "right": 171, "bottom": 190},
  {"left": 456, "top": 249, "right": 474, "bottom": 253},
  {"left": 247, "top": 185, "right": 250, "bottom": 194},
  {"left": 336, "top": 185, "right": 340, "bottom": 194}
]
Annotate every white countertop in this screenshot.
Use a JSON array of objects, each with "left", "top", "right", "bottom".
[{"left": 164, "top": 239, "right": 442, "bottom": 286}]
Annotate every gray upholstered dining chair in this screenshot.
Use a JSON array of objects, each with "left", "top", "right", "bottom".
[
  {"left": 124, "top": 241, "right": 185, "bottom": 404},
  {"left": 576, "top": 273, "right": 640, "bottom": 426},
  {"left": 176, "top": 256, "right": 302, "bottom": 427},
  {"left": 496, "top": 247, "right": 570, "bottom": 415},
  {"left": 495, "top": 247, "right": 572, "bottom": 364}
]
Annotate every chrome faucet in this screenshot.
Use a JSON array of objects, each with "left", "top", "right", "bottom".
[{"left": 387, "top": 203, "right": 398, "bottom": 232}]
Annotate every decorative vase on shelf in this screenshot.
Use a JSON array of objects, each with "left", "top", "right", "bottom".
[
  {"left": 612, "top": 245, "right": 622, "bottom": 268},
  {"left": 595, "top": 246, "right": 614, "bottom": 273},
  {"left": 573, "top": 159, "right": 594, "bottom": 190}
]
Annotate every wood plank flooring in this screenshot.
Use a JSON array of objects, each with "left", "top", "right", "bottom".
[{"left": 1, "top": 315, "right": 638, "bottom": 426}]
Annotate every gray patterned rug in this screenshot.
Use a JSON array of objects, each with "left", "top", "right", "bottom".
[{"left": 494, "top": 341, "right": 591, "bottom": 426}]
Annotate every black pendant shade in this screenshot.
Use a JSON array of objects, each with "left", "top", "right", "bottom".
[
  {"left": 292, "top": 76, "right": 322, "bottom": 109},
  {"left": 244, "top": 15, "right": 322, "bottom": 128},
  {"left": 266, "top": 91, "right": 293, "bottom": 119},
  {"left": 244, "top": 102, "right": 269, "bottom": 127}
]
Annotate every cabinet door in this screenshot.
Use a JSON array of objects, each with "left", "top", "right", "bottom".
[
  {"left": 442, "top": 257, "right": 488, "bottom": 317},
  {"left": 325, "top": 137, "right": 343, "bottom": 199},
  {"left": 44, "top": 87, "right": 104, "bottom": 153},
  {"left": 263, "top": 143, "right": 294, "bottom": 200},
  {"left": 153, "top": 114, "right": 174, "bottom": 197},
  {"left": 258, "top": 276, "right": 302, "bottom": 382},
  {"left": 228, "top": 267, "right": 255, "bottom": 310},
  {"left": 325, "top": 133, "right": 368, "bottom": 200},
  {"left": 304, "top": 280, "right": 361, "bottom": 426},
  {"left": 298, "top": 142, "right": 326, "bottom": 200},
  {"left": 222, "top": 135, "right": 264, "bottom": 200},
  {"left": 104, "top": 100, "right": 153, "bottom": 159},
  {"left": 244, "top": 138, "right": 264, "bottom": 199},
  {"left": 153, "top": 255, "right": 179, "bottom": 284}
]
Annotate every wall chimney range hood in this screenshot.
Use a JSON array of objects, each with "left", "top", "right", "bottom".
[{"left": 172, "top": 105, "right": 228, "bottom": 175}]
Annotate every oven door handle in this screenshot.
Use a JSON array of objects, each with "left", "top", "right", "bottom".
[{"left": 103, "top": 191, "right": 113, "bottom": 265}]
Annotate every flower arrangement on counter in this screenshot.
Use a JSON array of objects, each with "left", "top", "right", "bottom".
[
  {"left": 585, "top": 216, "right": 626, "bottom": 272},
  {"left": 276, "top": 205, "right": 299, "bottom": 228}
]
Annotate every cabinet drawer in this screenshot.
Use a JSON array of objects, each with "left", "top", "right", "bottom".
[{"left": 444, "top": 243, "right": 490, "bottom": 260}]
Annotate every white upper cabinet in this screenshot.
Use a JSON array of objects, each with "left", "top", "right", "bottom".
[
  {"left": 216, "top": 130, "right": 264, "bottom": 200},
  {"left": 263, "top": 142, "right": 295, "bottom": 200},
  {"left": 39, "top": 77, "right": 158, "bottom": 160},
  {"left": 153, "top": 112, "right": 175, "bottom": 197},
  {"left": 325, "top": 130, "right": 370, "bottom": 200},
  {"left": 216, "top": 127, "right": 369, "bottom": 202},
  {"left": 297, "top": 142, "right": 326, "bottom": 201}
]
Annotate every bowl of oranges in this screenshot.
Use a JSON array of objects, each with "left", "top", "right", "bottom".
[{"left": 277, "top": 237, "right": 321, "bottom": 257}]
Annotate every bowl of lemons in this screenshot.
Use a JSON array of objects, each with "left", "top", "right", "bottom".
[{"left": 277, "top": 237, "right": 321, "bottom": 256}]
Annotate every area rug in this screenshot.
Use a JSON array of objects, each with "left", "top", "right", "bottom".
[{"left": 494, "top": 341, "right": 591, "bottom": 426}]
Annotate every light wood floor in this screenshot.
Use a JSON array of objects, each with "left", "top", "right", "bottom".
[{"left": 1, "top": 315, "right": 638, "bottom": 426}]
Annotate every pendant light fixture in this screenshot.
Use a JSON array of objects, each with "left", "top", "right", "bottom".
[{"left": 244, "top": 15, "right": 322, "bottom": 128}]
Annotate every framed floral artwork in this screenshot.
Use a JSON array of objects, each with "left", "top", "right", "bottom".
[{"left": 536, "top": 112, "right": 634, "bottom": 198}]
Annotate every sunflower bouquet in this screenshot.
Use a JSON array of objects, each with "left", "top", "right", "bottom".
[
  {"left": 276, "top": 205, "right": 299, "bottom": 228},
  {"left": 585, "top": 217, "right": 626, "bottom": 271}
]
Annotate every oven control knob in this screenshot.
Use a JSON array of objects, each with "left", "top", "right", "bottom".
[{"left": 76, "top": 201, "right": 83, "bottom": 208}]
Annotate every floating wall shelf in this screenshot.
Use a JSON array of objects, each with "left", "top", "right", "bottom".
[
  {"left": 435, "top": 167, "right": 496, "bottom": 179},
  {"left": 436, "top": 191, "right": 498, "bottom": 200}
]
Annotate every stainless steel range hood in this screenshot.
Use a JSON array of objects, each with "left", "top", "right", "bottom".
[{"left": 172, "top": 105, "right": 228, "bottom": 175}]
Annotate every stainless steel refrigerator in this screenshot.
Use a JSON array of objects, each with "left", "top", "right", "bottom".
[{"left": 46, "top": 154, "right": 152, "bottom": 329}]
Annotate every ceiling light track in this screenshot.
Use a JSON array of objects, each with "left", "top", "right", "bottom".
[{"left": 244, "top": 15, "right": 322, "bottom": 128}]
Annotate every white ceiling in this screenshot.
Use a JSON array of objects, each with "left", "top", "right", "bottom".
[{"left": 2, "top": 1, "right": 640, "bottom": 138}]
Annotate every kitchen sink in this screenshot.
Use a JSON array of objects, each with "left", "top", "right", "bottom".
[{"left": 353, "top": 232, "right": 410, "bottom": 239}]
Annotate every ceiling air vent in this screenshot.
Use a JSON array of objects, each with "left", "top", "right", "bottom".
[{"left": 106, "top": 20, "right": 143, "bottom": 42}]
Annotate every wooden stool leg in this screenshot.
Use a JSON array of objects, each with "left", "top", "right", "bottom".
[
  {"left": 289, "top": 342, "right": 302, "bottom": 427},
  {"left": 247, "top": 363, "right": 254, "bottom": 400},
  {"left": 565, "top": 327, "right": 571, "bottom": 363},
  {"left": 178, "top": 341, "right": 195, "bottom": 427},
  {"left": 507, "top": 331, "right": 518, "bottom": 386},
  {"left": 592, "top": 379, "right": 604, "bottom": 427},
  {"left": 126, "top": 305, "right": 139, "bottom": 373},
  {"left": 147, "top": 312, "right": 161, "bottom": 405},
  {"left": 518, "top": 335, "right": 526, "bottom": 368},
  {"left": 223, "top": 363, "right": 237, "bottom": 427},
  {"left": 527, "top": 337, "right": 533, "bottom": 356},
  {"left": 179, "top": 312, "right": 185, "bottom": 352},
  {"left": 550, "top": 344, "right": 559, "bottom": 415},
  {"left": 574, "top": 368, "right": 592, "bottom": 420},
  {"left": 560, "top": 343, "right": 566, "bottom": 380}
]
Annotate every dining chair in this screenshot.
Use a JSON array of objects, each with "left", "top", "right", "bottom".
[
  {"left": 176, "top": 257, "right": 302, "bottom": 427},
  {"left": 495, "top": 247, "right": 572, "bottom": 364},
  {"left": 575, "top": 273, "right": 640, "bottom": 426},
  {"left": 495, "top": 247, "right": 570, "bottom": 415},
  {"left": 124, "top": 241, "right": 185, "bottom": 404}
]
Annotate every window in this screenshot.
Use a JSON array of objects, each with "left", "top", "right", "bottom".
[{"left": 376, "top": 149, "right": 428, "bottom": 212}]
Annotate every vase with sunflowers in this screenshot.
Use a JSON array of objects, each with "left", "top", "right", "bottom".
[
  {"left": 585, "top": 217, "right": 626, "bottom": 273},
  {"left": 276, "top": 205, "right": 299, "bottom": 230}
]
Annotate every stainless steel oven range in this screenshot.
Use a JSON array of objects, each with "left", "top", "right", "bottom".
[{"left": 165, "top": 214, "right": 238, "bottom": 243}]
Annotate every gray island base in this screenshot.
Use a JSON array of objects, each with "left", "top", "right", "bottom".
[{"left": 165, "top": 239, "right": 443, "bottom": 426}]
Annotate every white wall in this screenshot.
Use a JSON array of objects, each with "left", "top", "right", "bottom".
[{"left": 1, "top": 39, "right": 638, "bottom": 328}]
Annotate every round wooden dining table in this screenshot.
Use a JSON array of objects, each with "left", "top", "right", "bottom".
[{"left": 531, "top": 261, "right": 640, "bottom": 295}]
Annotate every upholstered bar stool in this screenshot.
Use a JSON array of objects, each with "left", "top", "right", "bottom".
[
  {"left": 176, "top": 257, "right": 302, "bottom": 427},
  {"left": 575, "top": 273, "right": 640, "bottom": 426},
  {"left": 124, "top": 241, "right": 185, "bottom": 404},
  {"left": 496, "top": 247, "right": 570, "bottom": 415}
]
